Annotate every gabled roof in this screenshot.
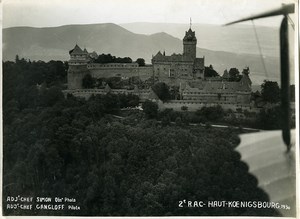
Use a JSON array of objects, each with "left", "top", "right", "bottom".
[
  {"left": 69, "top": 44, "right": 84, "bottom": 55},
  {"left": 153, "top": 51, "right": 163, "bottom": 58},
  {"left": 239, "top": 74, "right": 252, "bottom": 90},
  {"left": 254, "top": 90, "right": 261, "bottom": 96},
  {"left": 152, "top": 52, "right": 194, "bottom": 62}
]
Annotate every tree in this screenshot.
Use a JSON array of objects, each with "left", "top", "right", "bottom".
[
  {"left": 136, "top": 58, "right": 145, "bottom": 66},
  {"left": 175, "top": 117, "right": 182, "bottom": 126},
  {"left": 95, "top": 53, "right": 132, "bottom": 64},
  {"left": 228, "top": 68, "right": 240, "bottom": 81},
  {"left": 152, "top": 82, "right": 171, "bottom": 101},
  {"left": 3, "top": 60, "right": 281, "bottom": 217},
  {"left": 142, "top": 100, "right": 158, "bottom": 118},
  {"left": 82, "top": 74, "right": 95, "bottom": 89},
  {"left": 116, "top": 57, "right": 132, "bottom": 63},
  {"left": 197, "top": 105, "right": 225, "bottom": 122},
  {"left": 181, "top": 106, "right": 188, "bottom": 111},
  {"left": 40, "top": 86, "right": 64, "bottom": 107},
  {"left": 45, "top": 60, "right": 67, "bottom": 85},
  {"left": 161, "top": 116, "right": 171, "bottom": 126},
  {"left": 119, "top": 93, "right": 139, "bottom": 108},
  {"left": 257, "top": 106, "right": 282, "bottom": 129},
  {"left": 95, "top": 53, "right": 115, "bottom": 63},
  {"left": 105, "top": 77, "right": 121, "bottom": 89},
  {"left": 261, "top": 80, "right": 280, "bottom": 103},
  {"left": 204, "top": 65, "right": 219, "bottom": 77}
]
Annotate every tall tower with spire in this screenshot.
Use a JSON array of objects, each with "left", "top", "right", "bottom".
[{"left": 183, "top": 19, "right": 197, "bottom": 60}]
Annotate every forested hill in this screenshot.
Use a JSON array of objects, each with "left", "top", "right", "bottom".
[
  {"left": 2, "top": 58, "right": 283, "bottom": 216},
  {"left": 3, "top": 23, "right": 283, "bottom": 84}
]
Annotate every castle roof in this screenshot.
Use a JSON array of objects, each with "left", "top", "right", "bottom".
[
  {"left": 154, "top": 51, "right": 163, "bottom": 58},
  {"left": 254, "top": 90, "right": 261, "bottom": 96},
  {"left": 239, "top": 73, "right": 252, "bottom": 89},
  {"left": 69, "top": 44, "right": 85, "bottom": 55},
  {"left": 152, "top": 52, "right": 193, "bottom": 62},
  {"left": 83, "top": 48, "right": 88, "bottom": 54},
  {"left": 183, "top": 28, "right": 197, "bottom": 41}
]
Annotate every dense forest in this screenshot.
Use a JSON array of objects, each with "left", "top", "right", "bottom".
[{"left": 2, "top": 58, "right": 282, "bottom": 216}]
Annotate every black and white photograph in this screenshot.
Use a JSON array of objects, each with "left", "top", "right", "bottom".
[{"left": 1, "top": 0, "right": 299, "bottom": 217}]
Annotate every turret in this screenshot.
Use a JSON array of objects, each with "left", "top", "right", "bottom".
[
  {"left": 67, "top": 44, "right": 90, "bottom": 89},
  {"left": 183, "top": 28, "right": 197, "bottom": 60},
  {"left": 239, "top": 67, "right": 252, "bottom": 90}
]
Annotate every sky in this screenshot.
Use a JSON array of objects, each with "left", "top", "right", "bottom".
[{"left": 2, "top": 0, "right": 297, "bottom": 28}]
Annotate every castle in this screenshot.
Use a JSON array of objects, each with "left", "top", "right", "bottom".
[
  {"left": 67, "top": 45, "right": 152, "bottom": 90},
  {"left": 152, "top": 27, "right": 205, "bottom": 83},
  {"left": 66, "top": 26, "right": 252, "bottom": 110}
]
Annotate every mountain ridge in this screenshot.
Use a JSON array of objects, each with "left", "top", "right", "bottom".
[{"left": 3, "top": 22, "right": 287, "bottom": 84}]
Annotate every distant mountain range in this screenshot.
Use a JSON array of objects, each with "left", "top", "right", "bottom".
[
  {"left": 3, "top": 23, "right": 294, "bottom": 85},
  {"left": 120, "top": 22, "right": 281, "bottom": 58}
]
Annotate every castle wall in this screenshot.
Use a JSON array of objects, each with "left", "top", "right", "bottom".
[
  {"left": 137, "top": 66, "right": 154, "bottom": 80},
  {"left": 63, "top": 87, "right": 252, "bottom": 112},
  {"left": 87, "top": 64, "right": 153, "bottom": 80},
  {"left": 89, "top": 68, "right": 138, "bottom": 79},
  {"left": 63, "top": 89, "right": 107, "bottom": 99},
  {"left": 159, "top": 100, "right": 252, "bottom": 112},
  {"left": 153, "top": 61, "right": 194, "bottom": 80},
  {"left": 182, "top": 90, "right": 251, "bottom": 104},
  {"left": 63, "top": 88, "right": 151, "bottom": 101},
  {"left": 67, "top": 65, "right": 89, "bottom": 89},
  {"left": 153, "top": 63, "right": 172, "bottom": 79},
  {"left": 236, "top": 92, "right": 251, "bottom": 104},
  {"left": 183, "top": 93, "right": 237, "bottom": 103}
]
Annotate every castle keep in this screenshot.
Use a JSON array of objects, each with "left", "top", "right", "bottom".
[
  {"left": 67, "top": 45, "right": 90, "bottom": 90},
  {"left": 152, "top": 28, "right": 205, "bottom": 82},
  {"left": 66, "top": 26, "right": 252, "bottom": 109}
]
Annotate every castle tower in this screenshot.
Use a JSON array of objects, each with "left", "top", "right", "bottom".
[
  {"left": 67, "top": 44, "right": 90, "bottom": 89},
  {"left": 183, "top": 27, "right": 197, "bottom": 60}
]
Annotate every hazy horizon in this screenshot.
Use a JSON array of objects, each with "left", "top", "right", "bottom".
[
  {"left": 3, "top": 0, "right": 296, "bottom": 29},
  {"left": 3, "top": 21, "right": 282, "bottom": 30}
]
